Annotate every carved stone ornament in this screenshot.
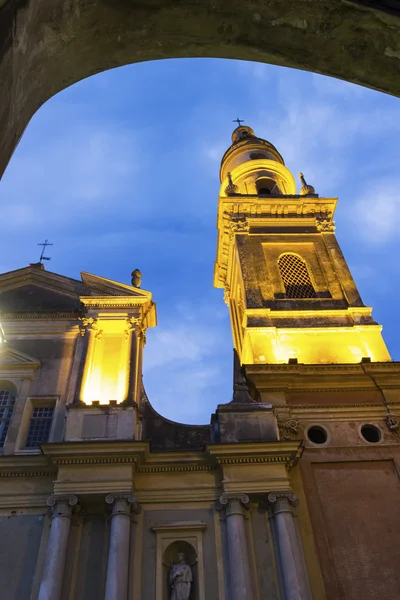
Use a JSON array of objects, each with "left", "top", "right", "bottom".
[
  {"left": 316, "top": 213, "right": 335, "bottom": 232},
  {"left": 299, "top": 172, "right": 316, "bottom": 196},
  {"left": 225, "top": 171, "right": 239, "bottom": 195},
  {"left": 47, "top": 494, "right": 78, "bottom": 519},
  {"left": 223, "top": 285, "right": 231, "bottom": 305},
  {"left": 217, "top": 494, "right": 250, "bottom": 516},
  {"left": 125, "top": 316, "right": 147, "bottom": 343},
  {"left": 131, "top": 268, "right": 142, "bottom": 288},
  {"left": 278, "top": 418, "right": 300, "bottom": 441},
  {"left": 386, "top": 414, "right": 399, "bottom": 431},
  {"left": 78, "top": 316, "right": 103, "bottom": 339},
  {"left": 268, "top": 491, "right": 299, "bottom": 517},
  {"left": 105, "top": 493, "right": 141, "bottom": 516},
  {"left": 228, "top": 217, "right": 250, "bottom": 236}
]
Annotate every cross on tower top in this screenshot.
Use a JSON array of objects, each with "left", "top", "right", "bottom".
[{"left": 233, "top": 118, "right": 245, "bottom": 127}]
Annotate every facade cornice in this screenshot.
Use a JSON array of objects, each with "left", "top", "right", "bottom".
[
  {"left": 0, "top": 311, "right": 81, "bottom": 320},
  {"left": 0, "top": 469, "right": 57, "bottom": 478},
  {"left": 206, "top": 440, "right": 302, "bottom": 467},
  {"left": 80, "top": 296, "right": 151, "bottom": 309},
  {"left": 40, "top": 441, "right": 210, "bottom": 471},
  {"left": 245, "top": 361, "right": 400, "bottom": 392}
]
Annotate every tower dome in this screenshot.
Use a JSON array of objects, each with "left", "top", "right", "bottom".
[{"left": 220, "top": 125, "right": 296, "bottom": 196}]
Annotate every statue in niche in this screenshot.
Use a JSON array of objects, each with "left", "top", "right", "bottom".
[{"left": 169, "top": 552, "right": 192, "bottom": 600}]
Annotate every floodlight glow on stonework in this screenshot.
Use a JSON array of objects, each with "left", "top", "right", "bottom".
[
  {"left": 80, "top": 318, "right": 131, "bottom": 404},
  {"left": 0, "top": 323, "right": 6, "bottom": 344},
  {"left": 215, "top": 125, "right": 392, "bottom": 366}
]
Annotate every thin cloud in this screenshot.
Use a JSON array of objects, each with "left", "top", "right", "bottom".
[{"left": 353, "top": 180, "right": 400, "bottom": 245}]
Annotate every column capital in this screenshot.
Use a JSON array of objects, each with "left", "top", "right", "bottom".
[
  {"left": 218, "top": 493, "right": 250, "bottom": 516},
  {"left": 47, "top": 494, "right": 78, "bottom": 519},
  {"left": 267, "top": 491, "right": 299, "bottom": 516},
  {"left": 105, "top": 493, "right": 141, "bottom": 516}
]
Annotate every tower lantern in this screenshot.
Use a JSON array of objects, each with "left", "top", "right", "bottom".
[
  {"left": 214, "top": 125, "right": 391, "bottom": 366},
  {"left": 219, "top": 125, "right": 296, "bottom": 197}
]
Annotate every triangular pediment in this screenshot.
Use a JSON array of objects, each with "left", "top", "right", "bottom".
[
  {"left": 0, "top": 345, "right": 41, "bottom": 368},
  {"left": 81, "top": 272, "right": 152, "bottom": 299},
  {"left": 0, "top": 266, "right": 151, "bottom": 314},
  {"left": 0, "top": 265, "right": 86, "bottom": 311}
]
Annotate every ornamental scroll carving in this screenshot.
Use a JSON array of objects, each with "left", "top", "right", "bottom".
[
  {"left": 223, "top": 212, "right": 250, "bottom": 239},
  {"left": 217, "top": 494, "right": 250, "bottom": 517},
  {"left": 223, "top": 285, "right": 230, "bottom": 305},
  {"left": 125, "top": 317, "right": 147, "bottom": 344},
  {"left": 278, "top": 418, "right": 301, "bottom": 441},
  {"left": 268, "top": 491, "right": 299, "bottom": 517},
  {"left": 78, "top": 317, "right": 103, "bottom": 339}
]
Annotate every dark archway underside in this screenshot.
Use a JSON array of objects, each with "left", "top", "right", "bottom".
[{"left": 0, "top": 0, "right": 399, "bottom": 177}]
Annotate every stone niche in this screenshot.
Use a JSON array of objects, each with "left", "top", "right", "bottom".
[
  {"left": 152, "top": 522, "right": 206, "bottom": 600},
  {"left": 64, "top": 405, "right": 135, "bottom": 441}
]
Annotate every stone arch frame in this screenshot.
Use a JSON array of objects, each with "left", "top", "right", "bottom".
[{"left": 1, "top": 0, "right": 400, "bottom": 179}]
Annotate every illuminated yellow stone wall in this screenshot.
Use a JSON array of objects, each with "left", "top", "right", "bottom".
[
  {"left": 81, "top": 318, "right": 131, "bottom": 404},
  {"left": 215, "top": 125, "right": 392, "bottom": 366},
  {"left": 243, "top": 325, "right": 391, "bottom": 365}
]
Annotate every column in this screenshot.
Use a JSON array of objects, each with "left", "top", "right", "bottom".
[
  {"left": 38, "top": 494, "right": 78, "bottom": 600},
  {"left": 219, "top": 494, "right": 254, "bottom": 600},
  {"left": 104, "top": 493, "right": 139, "bottom": 600},
  {"left": 268, "top": 492, "right": 312, "bottom": 600}
]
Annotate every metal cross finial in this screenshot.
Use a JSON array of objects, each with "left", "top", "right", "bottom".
[
  {"left": 38, "top": 239, "right": 53, "bottom": 263},
  {"left": 233, "top": 118, "right": 245, "bottom": 127}
]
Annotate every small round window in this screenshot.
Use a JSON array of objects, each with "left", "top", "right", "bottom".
[
  {"left": 360, "top": 424, "right": 381, "bottom": 444},
  {"left": 307, "top": 425, "right": 328, "bottom": 445}
]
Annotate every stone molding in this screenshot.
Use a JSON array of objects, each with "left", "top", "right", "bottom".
[
  {"left": 105, "top": 493, "right": 141, "bottom": 516},
  {"left": 218, "top": 494, "right": 250, "bottom": 516},
  {"left": 47, "top": 494, "right": 78, "bottom": 519},
  {"left": 125, "top": 316, "right": 147, "bottom": 343},
  {"left": 0, "top": 312, "right": 81, "bottom": 321},
  {"left": 79, "top": 316, "right": 102, "bottom": 339},
  {"left": 0, "top": 469, "right": 57, "bottom": 478},
  {"left": 268, "top": 491, "right": 299, "bottom": 517}
]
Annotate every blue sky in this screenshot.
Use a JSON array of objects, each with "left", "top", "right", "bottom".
[{"left": 1, "top": 58, "right": 400, "bottom": 423}]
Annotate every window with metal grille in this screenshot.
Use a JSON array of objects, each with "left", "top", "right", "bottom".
[
  {"left": 25, "top": 406, "right": 54, "bottom": 448},
  {"left": 0, "top": 388, "right": 15, "bottom": 447},
  {"left": 278, "top": 254, "right": 317, "bottom": 299}
]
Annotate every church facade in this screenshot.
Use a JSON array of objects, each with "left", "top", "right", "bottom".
[{"left": 1, "top": 126, "right": 400, "bottom": 600}]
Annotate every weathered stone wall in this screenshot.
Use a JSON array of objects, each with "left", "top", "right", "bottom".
[
  {"left": 0, "top": 513, "right": 44, "bottom": 599},
  {"left": 1, "top": 0, "right": 400, "bottom": 178},
  {"left": 302, "top": 455, "right": 400, "bottom": 600}
]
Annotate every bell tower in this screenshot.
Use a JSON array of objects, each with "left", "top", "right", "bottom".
[{"left": 214, "top": 125, "right": 391, "bottom": 365}]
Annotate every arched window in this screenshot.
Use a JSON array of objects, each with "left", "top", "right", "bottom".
[
  {"left": 0, "top": 387, "right": 16, "bottom": 447},
  {"left": 256, "top": 177, "right": 279, "bottom": 195},
  {"left": 278, "top": 254, "right": 317, "bottom": 299}
]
